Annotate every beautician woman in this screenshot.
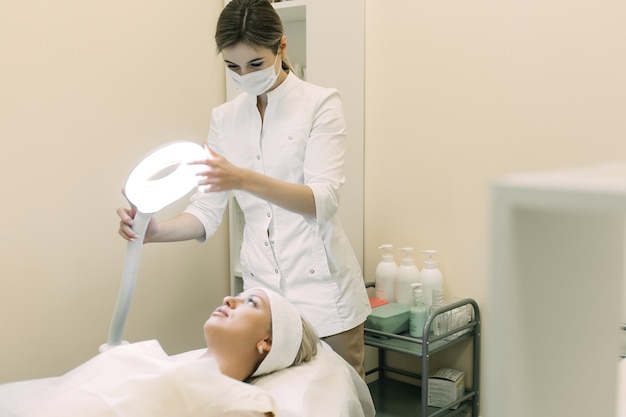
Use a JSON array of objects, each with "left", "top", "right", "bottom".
[{"left": 117, "top": 0, "right": 371, "bottom": 378}]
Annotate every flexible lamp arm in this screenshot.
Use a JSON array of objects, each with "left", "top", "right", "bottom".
[
  {"left": 101, "top": 141, "right": 207, "bottom": 351},
  {"left": 106, "top": 212, "right": 152, "bottom": 347}
]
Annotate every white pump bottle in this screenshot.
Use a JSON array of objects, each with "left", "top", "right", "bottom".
[
  {"left": 395, "top": 247, "right": 420, "bottom": 305},
  {"left": 419, "top": 249, "right": 445, "bottom": 312},
  {"left": 375, "top": 244, "right": 398, "bottom": 302}
]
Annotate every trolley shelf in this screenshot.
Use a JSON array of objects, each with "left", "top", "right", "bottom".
[{"left": 365, "top": 298, "right": 481, "bottom": 417}]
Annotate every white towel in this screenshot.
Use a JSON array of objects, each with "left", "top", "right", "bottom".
[{"left": 252, "top": 288, "right": 303, "bottom": 377}]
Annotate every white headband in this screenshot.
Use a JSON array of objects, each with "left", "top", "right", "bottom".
[{"left": 251, "top": 288, "right": 303, "bottom": 377}]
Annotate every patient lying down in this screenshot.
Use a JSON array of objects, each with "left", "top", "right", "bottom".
[
  {"left": 0, "top": 288, "right": 320, "bottom": 417},
  {"left": 202, "top": 287, "right": 318, "bottom": 381}
]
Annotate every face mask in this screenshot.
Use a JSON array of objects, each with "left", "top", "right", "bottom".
[{"left": 227, "top": 52, "right": 281, "bottom": 96}]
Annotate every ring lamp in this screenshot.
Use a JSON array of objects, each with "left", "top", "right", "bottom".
[
  {"left": 125, "top": 141, "right": 207, "bottom": 214},
  {"left": 102, "top": 141, "right": 207, "bottom": 351}
]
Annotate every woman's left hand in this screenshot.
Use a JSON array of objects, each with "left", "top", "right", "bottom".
[{"left": 193, "top": 144, "right": 243, "bottom": 192}]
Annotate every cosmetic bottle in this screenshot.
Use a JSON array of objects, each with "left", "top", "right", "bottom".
[
  {"left": 375, "top": 244, "right": 398, "bottom": 303},
  {"left": 395, "top": 247, "right": 420, "bottom": 305},
  {"left": 420, "top": 249, "right": 446, "bottom": 334},
  {"left": 409, "top": 283, "right": 428, "bottom": 338},
  {"left": 419, "top": 250, "right": 444, "bottom": 311}
]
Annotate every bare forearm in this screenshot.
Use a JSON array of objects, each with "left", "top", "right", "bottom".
[
  {"left": 241, "top": 170, "right": 316, "bottom": 218},
  {"left": 146, "top": 213, "right": 206, "bottom": 243},
  {"left": 193, "top": 148, "right": 316, "bottom": 218}
]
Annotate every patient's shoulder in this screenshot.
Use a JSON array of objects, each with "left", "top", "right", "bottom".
[{"left": 251, "top": 342, "right": 375, "bottom": 417}]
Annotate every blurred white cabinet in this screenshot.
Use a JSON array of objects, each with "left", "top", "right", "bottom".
[
  {"left": 223, "top": 0, "right": 365, "bottom": 295},
  {"left": 485, "top": 163, "right": 626, "bottom": 417}
]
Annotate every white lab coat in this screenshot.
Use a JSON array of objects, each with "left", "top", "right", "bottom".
[{"left": 185, "top": 72, "right": 371, "bottom": 337}]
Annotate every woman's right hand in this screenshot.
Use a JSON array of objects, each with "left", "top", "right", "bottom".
[
  {"left": 117, "top": 189, "right": 158, "bottom": 242},
  {"left": 117, "top": 205, "right": 138, "bottom": 241},
  {"left": 117, "top": 205, "right": 159, "bottom": 242}
]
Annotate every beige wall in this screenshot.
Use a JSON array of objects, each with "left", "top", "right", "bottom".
[
  {"left": 363, "top": 0, "right": 626, "bottom": 406},
  {"left": 0, "top": 0, "right": 228, "bottom": 383},
  {"left": 364, "top": 0, "right": 626, "bottom": 292}
]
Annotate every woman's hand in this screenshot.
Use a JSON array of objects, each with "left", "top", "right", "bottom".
[
  {"left": 194, "top": 144, "right": 243, "bottom": 193},
  {"left": 194, "top": 144, "right": 316, "bottom": 218},
  {"left": 116, "top": 189, "right": 158, "bottom": 242}
]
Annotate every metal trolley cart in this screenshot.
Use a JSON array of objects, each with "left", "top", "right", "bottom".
[{"left": 365, "top": 298, "right": 480, "bottom": 417}]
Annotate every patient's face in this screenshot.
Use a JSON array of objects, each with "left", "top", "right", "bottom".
[{"left": 204, "top": 289, "right": 271, "bottom": 350}]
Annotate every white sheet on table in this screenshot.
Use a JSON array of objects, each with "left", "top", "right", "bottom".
[
  {"left": 0, "top": 340, "right": 375, "bottom": 417},
  {"left": 252, "top": 342, "right": 376, "bottom": 417},
  {"left": 0, "top": 340, "right": 276, "bottom": 417}
]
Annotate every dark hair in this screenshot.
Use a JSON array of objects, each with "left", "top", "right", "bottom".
[
  {"left": 216, "top": 0, "right": 293, "bottom": 72},
  {"left": 216, "top": 0, "right": 282, "bottom": 53}
]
